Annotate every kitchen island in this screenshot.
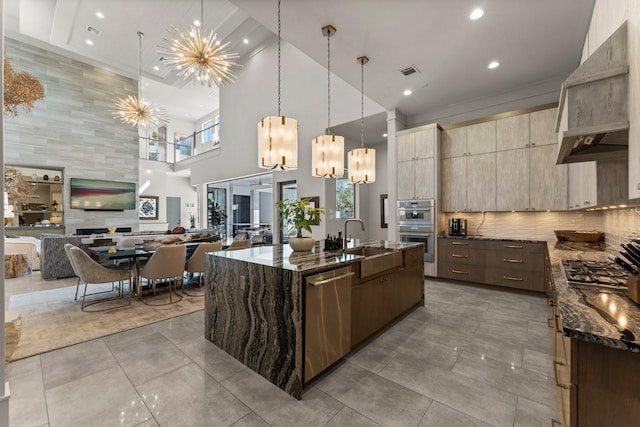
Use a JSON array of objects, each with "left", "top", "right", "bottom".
[
  {"left": 204, "top": 241, "right": 424, "bottom": 399},
  {"left": 548, "top": 241, "right": 640, "bottom": 426}
]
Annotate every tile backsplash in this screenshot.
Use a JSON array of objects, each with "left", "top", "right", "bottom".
[{"left": 442, "top": 208, "right": 640, "bottom": 247}]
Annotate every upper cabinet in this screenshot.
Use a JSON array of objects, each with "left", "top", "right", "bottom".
[
  {"left": 529, "top": 107, "right": 558, "bottom": 146},
  {"left": 443, "top": 121, "right": 495, "bottom": 158},
  {"left": 397, "top": 125, "right": 440, "bottom": 201},
  {"left": 497, "top": 115, "right": 529, "bottom": 151}
]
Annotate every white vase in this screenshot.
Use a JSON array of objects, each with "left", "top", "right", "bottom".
[{"left": 289, "top": 236, "right": 315, "bottom": 252}]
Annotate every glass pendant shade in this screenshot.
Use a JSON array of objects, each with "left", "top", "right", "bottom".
[
  {"left": 348, "top": 147, "right": 376, "bottom": 184},
  {"left": 312, "top": 134, "right": 344, "bottom": 178},
  {"left": 258, "top": 115, "right": 298, "bottom": 170}
]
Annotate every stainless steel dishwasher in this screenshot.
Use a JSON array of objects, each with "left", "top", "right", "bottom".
[{"left": 304, "top": 265, "right": 354, "bottom": 382}]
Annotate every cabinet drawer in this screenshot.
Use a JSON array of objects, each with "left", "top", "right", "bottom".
[
  {"left": 439, "top": 238, "right": 485, "bottom": 250},
  {"left": 485, "top": 267, "right": 545, "bottom": 291},
  {"left": 438, "top": 262, "right": 485, "bottom": 282},
  {"left": 485, "top": 250, "right": 545, "bottom": 272},
  {"left": 484, "top": 240, "right": 545, "bottom": 254},
  {"left": 439, "top": 246, "right": 484, "bottom": 265}
]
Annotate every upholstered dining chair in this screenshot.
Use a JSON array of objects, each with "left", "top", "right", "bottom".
[
  {"left": 64, "top": 243, "right": 82, "bottom": 301},
  {"left": 225, "top": 240, "right": 251, "bottom": 251},
  {"left": 137, "top": 244, "right": 186, "bottom": 305},
  {"left": 67, "top": 245, "right": 131, "bottom": 311},
  {"left": 185, "top": 241, "right": 223, "bottom": 286}
]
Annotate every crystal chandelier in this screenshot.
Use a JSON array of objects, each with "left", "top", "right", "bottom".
[
  {"left": 348, "top": 56, "right": 376, "bottom": 184},
  {"left": 311, "top": 25, "right": 344, "bottom": 178},
  {"left": 113, "top": 32, "right": 168, "bottom": 128},
  {"left": 258, "top": 0, "right": 298, "bottom": 170},
  {"left": 158, "top": 0, "right": 239, "bottom": 88}
]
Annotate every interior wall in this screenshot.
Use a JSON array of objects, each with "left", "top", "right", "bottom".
[{"left": 3, "top": 38, "right": 140, "bottom": 233}]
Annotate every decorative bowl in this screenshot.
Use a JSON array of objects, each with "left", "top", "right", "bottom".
[{"left": 553, "top": 230, "right": 605, "bottom": 242}]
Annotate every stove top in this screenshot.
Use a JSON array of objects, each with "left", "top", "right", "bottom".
[{"left": 562, "top": 259, "right": 629, "bottom": 288}]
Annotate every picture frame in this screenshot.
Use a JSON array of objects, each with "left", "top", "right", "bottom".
[
  {"left": 380, "top": 194, "right": 389, "bottom": 228},
  {"left": 139, "top": 195, "right": 159, "bottom": 220},
  {"left": 302, "top": 196, "right": 320, "bottom": 225}
]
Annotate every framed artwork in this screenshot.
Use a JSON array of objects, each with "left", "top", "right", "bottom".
[
  {"left": 302, "top": 196, "right": 320, "bottom": 225},
  {"left": 380, "top": 194, "right": 389, "bottom": 228},
  {"left": 139, "top": 195, "right": 159, "bottom": 220}
]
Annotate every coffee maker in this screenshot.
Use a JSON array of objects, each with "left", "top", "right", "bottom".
[{"left": 448, "top": 218, "right": 467, "bottom": 237}]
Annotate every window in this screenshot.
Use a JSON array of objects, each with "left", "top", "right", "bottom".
[
  {"left": 213, "top": 115, "right": 220, "bottom": 144},
  {"left": 278, "top": 181, "right": 297, "bottom": 243},
  {"left": 203, "top": 119, "right": 213, "bottom": 143},
  {"left": 336, "top": 178, "right": 354, "bottom": 219}
]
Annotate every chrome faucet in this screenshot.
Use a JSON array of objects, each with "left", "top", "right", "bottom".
[{"left": 344, "top": 218, "right": 365, "bottom": 250}]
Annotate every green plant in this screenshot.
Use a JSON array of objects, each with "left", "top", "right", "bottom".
[
  {"left": 207, "top": 199, "right": 227, "bottom": 229},
  {"left": 188, "top": 213, "right": 196, "bottom": 228},
  {"left": 276, "top": 199, "right": 325, "bottom": 238}
]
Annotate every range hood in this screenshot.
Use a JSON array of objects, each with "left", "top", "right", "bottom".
[{"left": 556, "top": 21, "right": 629, "bottom": 165}]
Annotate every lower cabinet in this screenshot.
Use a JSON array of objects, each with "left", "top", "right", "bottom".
[{"left": 437, "top": 238, "right": 546, "bottom": 292}]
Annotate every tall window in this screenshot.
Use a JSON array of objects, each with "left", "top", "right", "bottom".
[
  {"left": 203, "top": 119, "right": 213, "bottom": 143},
  {"left": 213, "top": 115, "right": 220, "bottom": 144},
  {"left": 336, "top": 178, "right": 354, "bottom": 219}
]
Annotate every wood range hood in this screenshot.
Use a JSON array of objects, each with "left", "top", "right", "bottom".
[{"left": 556, "top": 21, "right": 629, "bottom": 165}]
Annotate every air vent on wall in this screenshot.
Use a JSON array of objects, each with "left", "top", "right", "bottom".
[{"left": 399, "top": 65, "right": 419, "bottom": 76}]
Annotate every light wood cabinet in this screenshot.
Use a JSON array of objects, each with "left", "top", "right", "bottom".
[
  {"left": 442, "top": 127, "right": 466, "bottom": 159},
  {"left": 497, "top": 114, "right": 529, "bottom": 151},
  {"left": 568, "top": 162, "right": 597, "bottom": 210},
  {"left": 442, "top": 157, "right": 467, "bottom": 212},
  {"left": 467, "top": 153, "right": 496, "bottom": 211},
  {"left": 466, "top": 121, "right": 496, "bottom": 154},
  {"left": 567, "top": 160, "right": 629, "bottom": 210},
  {"left": 497, "top": 148, "right": 529, "bottom": 211},
  {"left": 530, "top": 144, "right": 568, "bottom": 211},
  {"left": 529, "top": 107, "right": 558, "bottom": 146},
  {"left": 397, "top": 127, "right": 439, "bottom": 200}
]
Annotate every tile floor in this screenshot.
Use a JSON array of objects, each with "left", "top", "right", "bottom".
[{"left": 7, "top": 279, "right": 557, "bottom": 427}]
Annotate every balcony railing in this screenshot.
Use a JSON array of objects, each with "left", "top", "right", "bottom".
[{"left": 140, "top": 123, "right": 220, "bottom": 163}]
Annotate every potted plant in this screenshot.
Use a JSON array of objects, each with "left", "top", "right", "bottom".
[
  {"left": 207, "top": 200, "right": 227, "bottom": 236},
  {"left": 188, "top": 213, "right": 196, "bottom": 229},
  {"left": 276, "top": 198, "right": 325, "bottom": 252}
]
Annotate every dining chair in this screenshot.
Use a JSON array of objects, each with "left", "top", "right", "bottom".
[
  {"left": 67, "top": 245, "right": 131, "bottom": 311},
  {"left": 225, "top": 240, "right": 251, "bottom": 251},
  {"left": 116, "top": 236, "right": 144, "bottom": 249},
  {"left": 64, "top": 243, "right": 82, "bottom": 301},
  {"left": 185, "top": 241, "right": 223, "bottom": 286},
  {"left": 137, "top": 244, "right": 186, "bottom": 305}
]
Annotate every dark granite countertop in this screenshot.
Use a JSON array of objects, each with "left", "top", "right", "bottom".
[
  {"left": 208, "top": 240, "right": 421, "bottom": 273},
  {"left": 438, "top": 235, "right": 547, "bottom": 244},
  {"left": 550, "top": 241, "right": 640, "bottom": 352}
]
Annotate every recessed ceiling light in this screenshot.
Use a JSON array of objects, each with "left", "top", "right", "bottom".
[
  {"left": 96, "top": 11, "right": 104, "bottom": 19},
  {"left": 488, "top": 61, "right": 500, "bottom": 69},
  {"left": 403, "top": 89, "right": 412, "bottom": 96},
  {"left": 243, "top": 38, "right": 249, "bottom": 44},
  {"left": 470, "top": 8, "right": 484, "bottom": 20},
  {"left": 194, "top": 19, "right": 201, "bottom": 27},
  {"left": 153, "top": 66, "right": 159, "bottom": 71},
  {"left": 85, "top": 39, "right": 94, "bottom": 46},
  {"left": 383, "top": 133, "right": 388, "bottom": 137}
]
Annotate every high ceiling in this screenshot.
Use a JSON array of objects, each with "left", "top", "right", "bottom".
[{"left": 5, "top": 0, "right": 595, "bottom": 124}]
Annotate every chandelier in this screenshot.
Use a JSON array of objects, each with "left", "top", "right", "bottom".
[
  {"left": 348, "top": 56, "right": 376, "bottom": 184},
  {"left": 311, "top": 25, "right": 344, "bottom": 178},
  {"left": 258, "top": 0, "right": 298, "bottom": 170},
  {"left": 113, "top": 32, "right": 168, "bottom": 128},
  {"left": 158, "top": 0, "right": 239, "bottom": 87}
]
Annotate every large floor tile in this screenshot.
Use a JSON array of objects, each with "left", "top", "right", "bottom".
[
  {"left": 418, "top": 401, "right": 490, "bottom": 427},
  {"left": 45, "top": 366, "right": 152, "bottom": 427},
  {"left": 514, "top": 396, "right": 557, "bottom": 427},
  {"left": 452, "top": 351, "right": 556, "bottom": 408},
  {"left": 41, "top": 338, "right": 119, "bottom": 390},
  {"left": 180, "top": 336, "right": 247, "bottom": 381},
  {"left": 230, "top": 412, "right": 270, "bottom": 427},
  {"left": 137, "top": 362, "right": 251, "bottom": 426},
  {"left": 324, "top": 406, "right": 382, "bottom": 427},
  {"left": 7, "top": 356, "right": 49, "bottom": 427},
  {"left": 522, "top": 348, "right": 554, "bottom": 378},
  {"left": 315, "top": 361, "right": 431, "bottom": 427},
  {"left": 379, "top": 354, "right": 517, "bottom": 427},
  {"left": 151, "top": 313, "right": 204, "bottom": 346},
  {"left": 106, "top": 331, "right": 191, "bottom": 385},
  {"left": 222, "top": 368, "right": 344, "bottom": 427}
]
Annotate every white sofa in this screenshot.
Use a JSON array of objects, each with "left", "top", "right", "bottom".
[{"left": 5, "top": 236, "right": 41, "bottom": 270}]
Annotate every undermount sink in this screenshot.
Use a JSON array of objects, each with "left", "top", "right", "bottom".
[{"left": 345, "top": 246, "right": 403, "bottom": 278}]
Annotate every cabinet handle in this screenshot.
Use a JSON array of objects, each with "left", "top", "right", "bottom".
[
  {"left": 451, "top": 269, "right": 469, "bottom": 275},
  {"left": 503, "top": 244, "right": 523, "bottom": 249},
  {"left": 451, "top": 254, "right": 468, "bottom": 258},
  {"left": 531, "top": 143, "right": 536, "bottom": 146},
  {"left": 451, "top": 242, "right": 468, "bottom": 246},
  {"left": 503, "top": 258, "right": 524, "bottom": 263},
  {"left": 503, "top": 276, "right": 523, "bottom": 281},
  {"left": 308, "top": 272, "right": 354, "bottom": 287}
]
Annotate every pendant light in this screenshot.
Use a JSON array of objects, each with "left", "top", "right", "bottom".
[
  {"left": 348, "top": 56, "right": 376, "bottom": 184},
  {"left": 311, "top": 25, "right": 344, "bottom": 178},
  {"left": 158, "top": 0, "right": 239, "bottom": 88},
  {"left": 113, "top": 32, "right": 168, "bottom": 128},
  {"left": 257, "top": 0, "right": 298, "bottom": 170}
]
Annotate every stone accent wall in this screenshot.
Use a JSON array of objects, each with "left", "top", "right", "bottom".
[{"left": 4, "top": 38, "right": 140, "bottom": 232}]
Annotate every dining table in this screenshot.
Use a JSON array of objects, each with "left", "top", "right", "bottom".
[{"left": 87, "top": 246, "right": 152, "bottom": 300}]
